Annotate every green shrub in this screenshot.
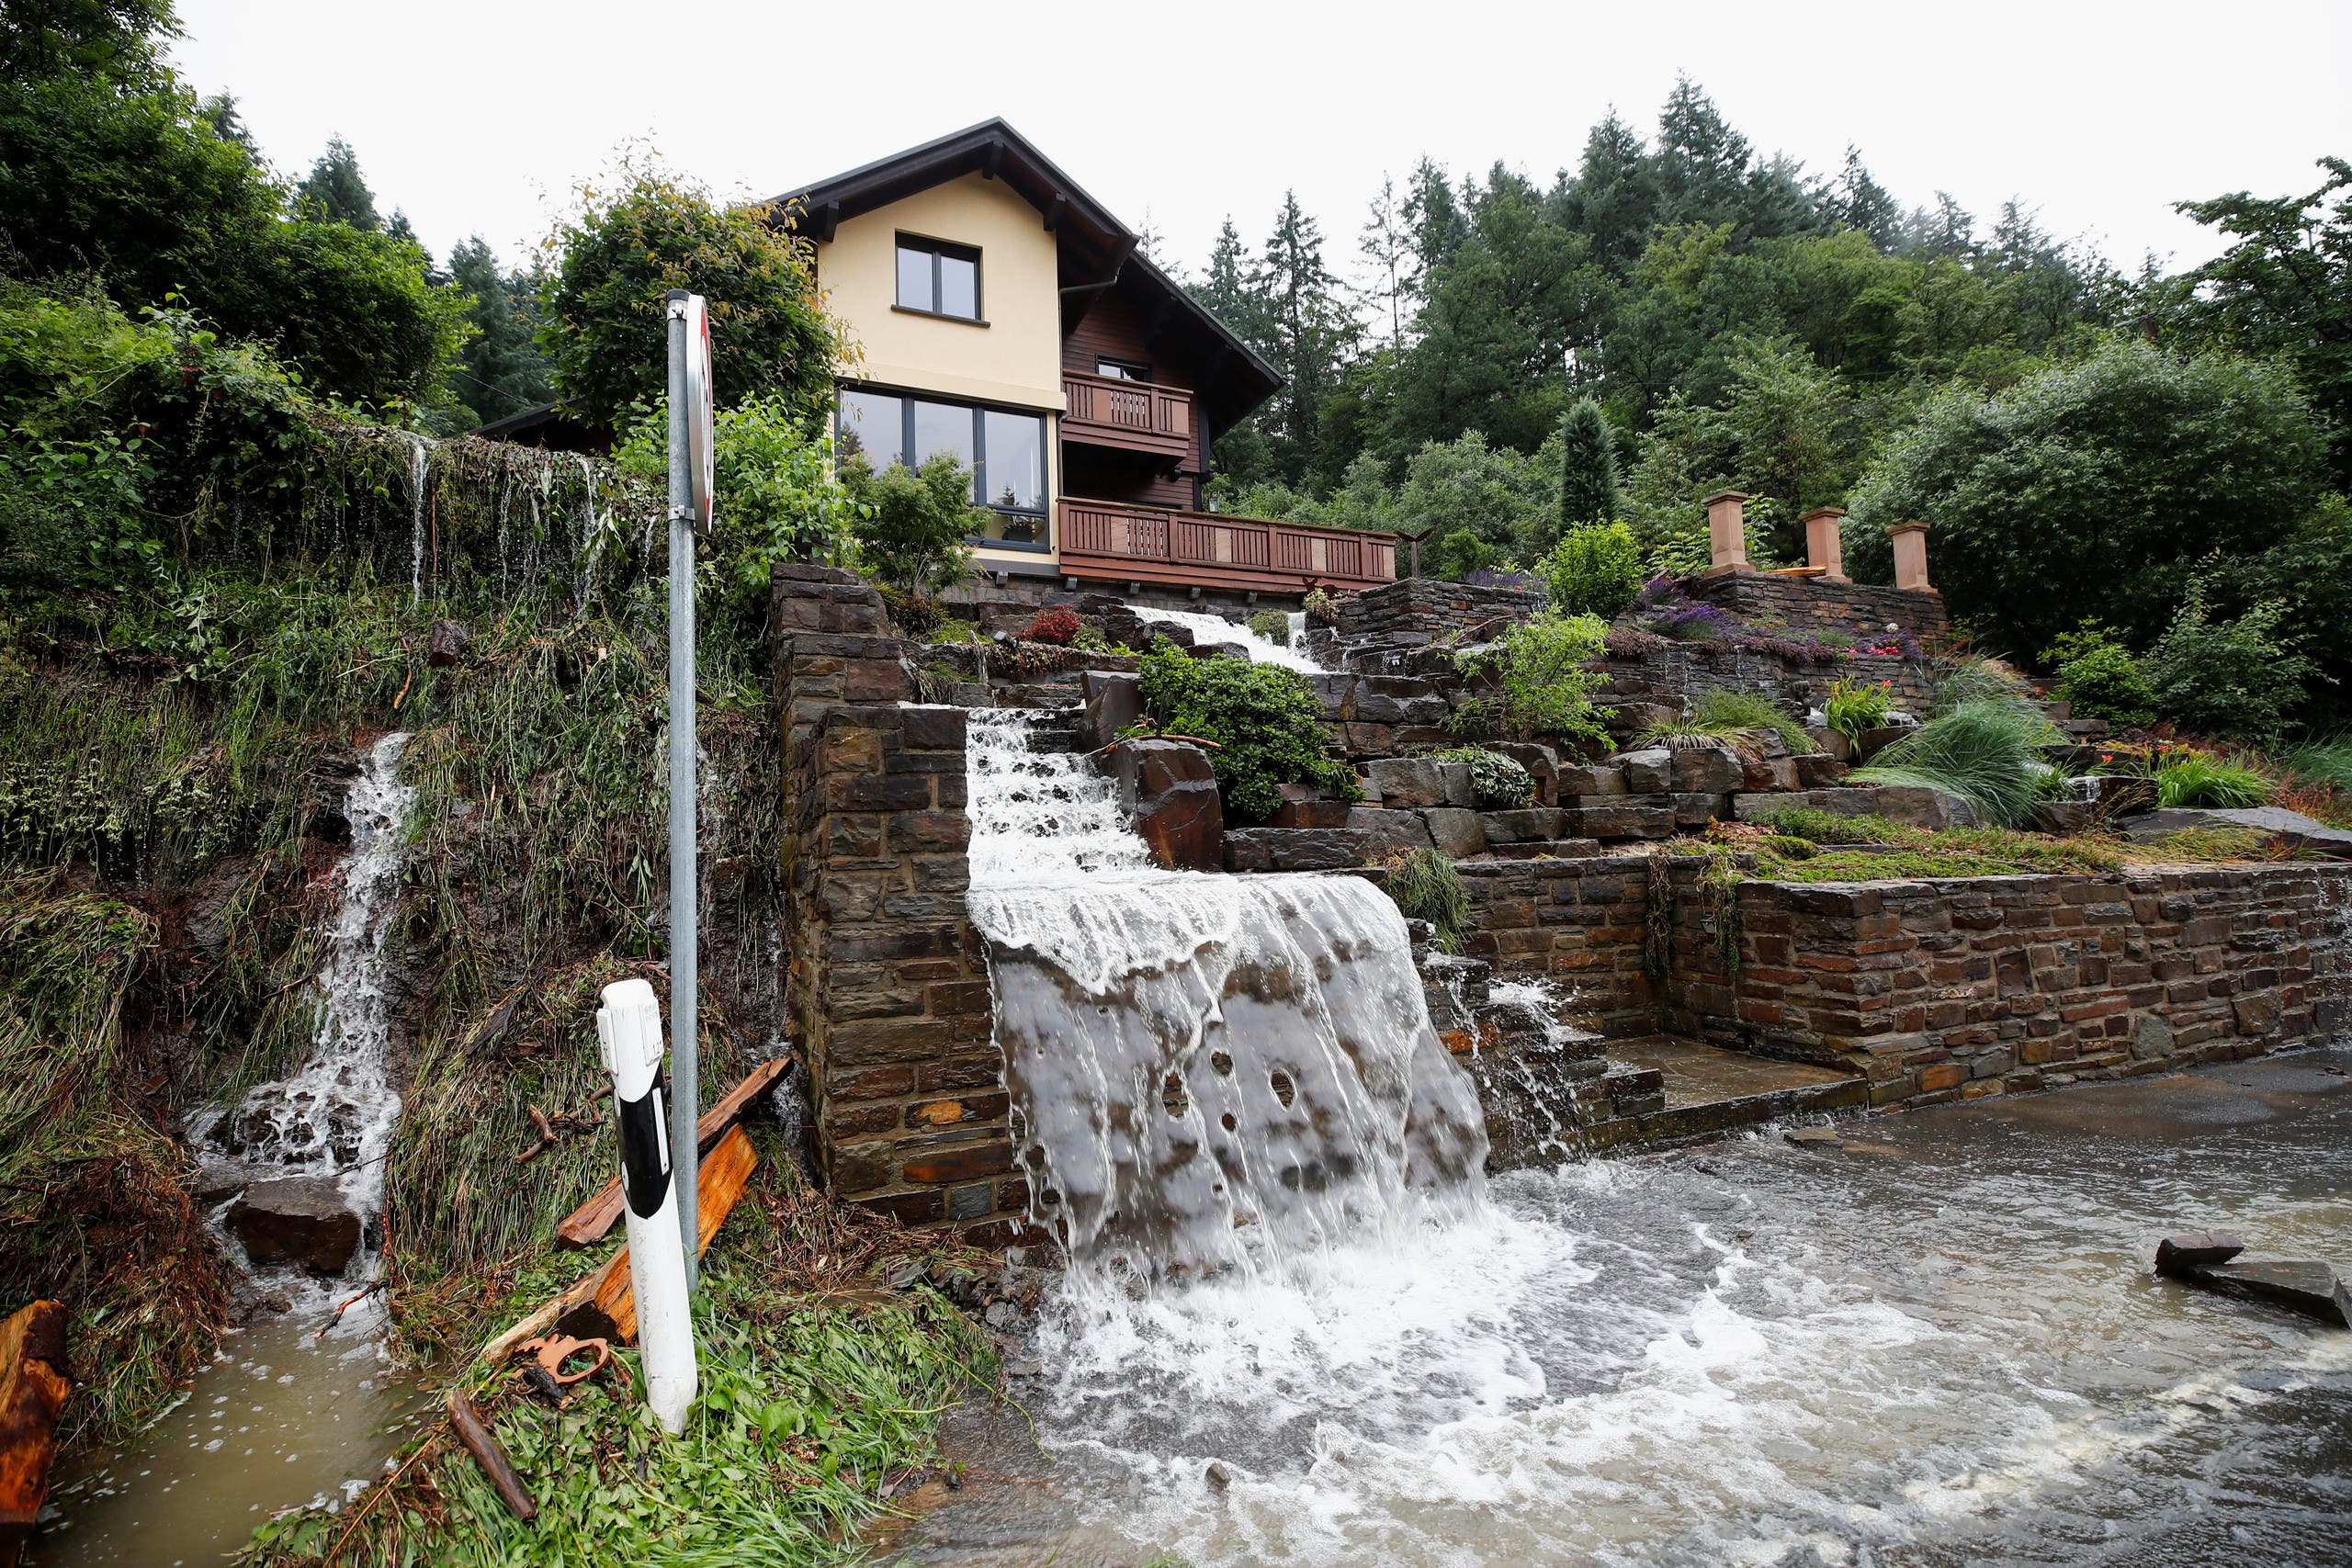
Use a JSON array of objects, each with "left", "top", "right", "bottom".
[
  {"left": 843, "top": 456, "right": 979, "bottom": 599},
  {"left": 2154, "top": 749, "right": 2274, "bottom": 809},
  {"left": 2143, "top": 585, "right": 2316, "bottom": 740},
  {"left": 1851, "top": 698, "right": 2063, "bottom": 827},
  {"left": 1436, "top": 747, "right": 1535, "bottom": 808},
  {"left": 1535, "top": 521, "right": 1644, "bottom": 619},
  {"left": 1437, "top": 528, "right": 1507, "bottom": 580},
  {"left": 1451, "top": 611, "right": 1612, "bottom": 747},
  {"left": 1383, "top": 847, "right": 1471, "bottom": 952},
  {"left": 1245, "top": 608, "right": 1292, "bottom": 647},
  {"left": 2044, "top": 623, "right": 2154, "bottom": 729},
  {"left": 1136, "top": 639, "right": 1357, "bottom": 822},
  {"left": 1823, "top": 677, "right": 1895, "bottom": 739},
  {"left": 1646, "top": 691, "right": 1825, "bottom": 757}
]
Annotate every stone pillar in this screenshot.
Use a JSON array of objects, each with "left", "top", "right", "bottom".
[
  {"left": 1801, "top": 506, "right": 1847, "bottom": 581},
  {"left": 1702, "top": 491, "right": 1749, "bottom": 573},
  {"left": 1890, "top": 520, "right": 1932, "bottom": 592}
]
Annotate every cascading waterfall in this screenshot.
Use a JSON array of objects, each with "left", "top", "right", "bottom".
[
  {"left": 1122, "top": 603, "right": 1328, "bottom": 674},
  {"left": 208, "top": 732, "right": 418, "bottom": 1250},
  {"left": 405, "top": 436, "right": 429, "bottom": 605},
  {"left": 963, "top": 710, "right": 1485, "bottom": 1280}
]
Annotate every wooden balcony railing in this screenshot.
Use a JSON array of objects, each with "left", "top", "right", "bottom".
[
  {"left": 1060, "top": 370, "right": 1193, "bottom": 462},
  {"left": 1056, "top": 497, "right": 1396, "bottom": 593}
]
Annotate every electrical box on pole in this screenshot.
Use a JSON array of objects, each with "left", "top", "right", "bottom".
[{"left": 664, "top": 290, "right": 712, "bottom": 1287}]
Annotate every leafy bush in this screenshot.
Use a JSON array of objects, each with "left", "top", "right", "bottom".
[
  {"left": 843, "top": 457, "right": 979, "bottom": 599},
  {"left": 1023, "top": 606, "right": 1080, "bottom": 646},
  {"left": 1246, "top": 608, "right": 1291, "bottom": 647},
  {"left": 1451, "top": 611, "right": 1612, "bottom": 747},
  {"left": 1303, "top": 587, "right": 1343, "bottom": 627},
  {"left": 2154, "top": 749, "right": 2274, "bottom": 808},
  {"left": 1823, "top": 678, "right": 1894, "bottom": 739},
  {"left": 1383, "top": 848, "right": 1472, "bottom": 952},
  {"left": 1436, "top": 747, "right": 1535, "bottom": 807},
  {"left": 1535, "top": 521, "right": 1644, "bottom": 619},
  {"left": 1069, "top": 623, "right": 1114, "bottom": 653},
  {"left": 2044, "top": 623, "right": 2154, "bottom": 728},
  {"left": 1136, "top": 639, "right": 1357, "bottom": 822},
  {"left": 2143, "top": 585, "right": 2317, "bottom": 740},
  {"left": 1437, "top": 528, "right": 1507, "bottom": 580},
  {"left": 1850, "top": 698, "right": 2063, "bottom": 827}
]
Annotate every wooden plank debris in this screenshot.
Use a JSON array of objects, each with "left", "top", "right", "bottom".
[
  {"left": 445, "top": 1389, "right": 537, "bottom": 1520},
  {"left": 554, "top": 1058, "right": 789, "bottom": 1249},
  {"left": 0, "top": 1301, "right": 71, "bottom": 1568}
]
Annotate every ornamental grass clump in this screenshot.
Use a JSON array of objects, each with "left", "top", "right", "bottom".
[
  {"left": 1851, "top": 698, "right": 2063, "bottom": 828},
  {"left": 1653, "top": 689, "right": 1816, "bottom": 756},
  {"left": 2153, "top": 749, "right": 2274, "bottom": 809},
  {"left": 1383, "top": 847, "right": 1472, "bottom": 952}
]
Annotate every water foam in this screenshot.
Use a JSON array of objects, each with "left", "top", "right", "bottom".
[{"left": 1123, "top": 603, "right": 1328, "bottom": 673}]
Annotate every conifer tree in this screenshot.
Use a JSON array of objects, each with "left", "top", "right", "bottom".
[
  {"left": 1557, "top": 395, "right": 1625, "bottom": 536},
  {"left": 294, "top": 134, "right": 379, "bottom": 229}
]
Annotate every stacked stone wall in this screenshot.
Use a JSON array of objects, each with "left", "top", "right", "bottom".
[
  {"left": 774, "top": 566, "right": 1021, "bottom": 1241},
  {"left": 1685, "top": 572, "right": 1947, "bottom": 645}
]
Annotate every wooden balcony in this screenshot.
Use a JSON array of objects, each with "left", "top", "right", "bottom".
[
  {"left": 1060, "top": 371, "right": 1193, "bottom": 463},
  {"left": 1056, "top": 497, "right": 1396, "bottom": 595}
]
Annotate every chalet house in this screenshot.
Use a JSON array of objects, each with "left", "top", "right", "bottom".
[{"left": 773, "top": 119, "right": 1396, "bottom": 606}]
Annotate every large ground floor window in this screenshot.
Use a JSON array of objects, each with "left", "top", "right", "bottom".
[{"left": 835, "top": 385, "right": 1049, "bottom": 548}]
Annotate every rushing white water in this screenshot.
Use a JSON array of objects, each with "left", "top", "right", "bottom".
[
  {"left": 208, "top": 732, "right": 418, "bottom": 1235},
  {"left": 405, "top": 437, "right": 428, "bottom": 604},
  {"left": 1123, "top": 602, "right": 1328, "bottom": 674},
  {"left": 964, "top": 709, "right": 1484, "bottom": 1280}
]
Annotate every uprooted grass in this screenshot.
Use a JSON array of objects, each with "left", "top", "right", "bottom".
[{"left": 240, "top": 1151, "right": 1001, "bottom": 1568}]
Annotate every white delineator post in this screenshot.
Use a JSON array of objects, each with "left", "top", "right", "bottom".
[
  {"left": 664, "top": 290, "right": 714, "bottom": 1288},
  {"left": 594, "top": 978, "right": 696, "bottom": 1433}
]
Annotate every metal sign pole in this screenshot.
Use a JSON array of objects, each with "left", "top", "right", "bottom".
[{"left": 664, "top": 289, "right": 702, "bottom": 1289}]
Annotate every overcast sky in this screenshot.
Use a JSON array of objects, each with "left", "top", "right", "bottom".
[{"left": 174, "top": 0, "right": 2348, "bottom": 291}]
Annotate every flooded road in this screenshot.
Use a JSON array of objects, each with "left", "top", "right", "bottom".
[{"left": 1013, "top": 1045, "right": 2352, "bottom": 1567}]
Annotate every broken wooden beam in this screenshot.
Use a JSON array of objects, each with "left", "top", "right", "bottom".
[
  {"left": 0, "top": 1301, "right": 72, "bottom": 1568},
  {"left": 481, "top": 1123, "right": 759, "bottom": 1365},
  {"left": 554, "top": 1058, "right": 789, "bottom": 1249},
  {"left": 445, "top": 1389, "right": 537, "bottom": 1521}
]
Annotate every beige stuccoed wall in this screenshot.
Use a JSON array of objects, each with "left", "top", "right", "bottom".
[{"left": 817, "top": 172, "right": 1065, "bottom": 572}]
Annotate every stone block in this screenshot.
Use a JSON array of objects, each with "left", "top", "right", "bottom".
[
  {"left": 1348, "top": 807, "right": 1433, "bottom": 857},
  {"left": 1556, "top": 763, "right": 1628, "bottom": 798},
  {"left": 1421, "top": 807, "right": 1487, "bottom": 859},
  {"left": 1670, "top": 745, "right": 1745, "bottom": 795},
  {"left": 1671, "top": 792, "right": 1731, "bottom": 828},
  {"left": 1731, "top": 787, "right": 1882, "bottom": 822},
  {"left": 1613, "top": 748, "right": 1673, "bottom": 794},
  {"left": 1568, "top": 803, "right": 1677, "bottom": 840},
  {"left": 1479, "top": 807, "right": 1567, "bottom": 844},
  {"left": 1080, "top": 671, "right": 1143, "bottom": 752},
  {"left": 229, "top": 1178, "right": 361, "bottom": 1274},
  {"left": 1273, "top": 784, "right": 1355, "bottom": 829},
  {"left": 1794, "top": 753, "right": 1848, "bottom": 788},
  {"left": 1487, "top": 743, "right": 1560, "bottom": 805},
  {"left": 1870, "top": 784, "right": 1979, "bottom": 830},
  {"left": 1437, "top": 761, "right": 1477, "bottom": 807},
  {"left": 1223, "top": 828, "right": 1372, "bottom": 872},
  {"left": 1112, "top": 739, "right": 1223, "bottom": 872},
  {"left": 1740, "top": 755, "right": 1801, "bottom": 792},
  {"left": 1364, "top": 756, "right": 1449, "bottom": 808}
]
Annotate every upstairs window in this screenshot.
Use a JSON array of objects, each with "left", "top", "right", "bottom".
[
  {"left": 1095, "top": 356, "right": 1152, "bottom": 383},
  {"left": 895, "top": 234, "right": 981, "bottom": 321}
]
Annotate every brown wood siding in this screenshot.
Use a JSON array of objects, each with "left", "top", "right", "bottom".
[{"left": 1063, "top": 294, "right": 1210, "bottom": 498}]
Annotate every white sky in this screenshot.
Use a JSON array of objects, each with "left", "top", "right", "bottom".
[{"left": 174, "top": 0, "right": 2350, "bottom": 294}]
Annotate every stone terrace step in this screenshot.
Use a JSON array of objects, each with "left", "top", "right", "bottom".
[{"left": 1598, "top": 1036, "right": 1869, "bottom": 1145}]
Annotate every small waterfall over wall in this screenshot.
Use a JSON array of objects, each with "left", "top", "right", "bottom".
[{"left": 964, "top": 711, "right": 1487, "bottom": 1280}]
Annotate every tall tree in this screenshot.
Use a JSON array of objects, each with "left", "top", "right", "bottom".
[
  {"left": 1652, "top": 77, "right": 1753, "bottom": 229},
  {"left": 1902, "top": 191, "right": 1979, "bottom": 259},
  {"left": 295, "top": 135, "right": 380, "bottom": 230},
  {"left": 1826, "top": 146, "right": 1902, "bottom": 250},
  {"left": 1249, "top": 191, "right": 1355, "bottom": 484},
  {"left": 1403, "top": 157, "right": 1468, "bottom": 288},
  {"left": 1560, "top": 108, "right": 1657, "bottom": 278},
  {"left": 1556, "top": 395, "right": 1626, "bottom": 536},
  {"left": 2159, "top": 157, "right": 2352, "bottom": 484},
  {"left": 447, "top": 237, "right": 552, "bottom": 424},
  {"left": 1360, "top": 174, "right": 1412, "bottom": 342}
]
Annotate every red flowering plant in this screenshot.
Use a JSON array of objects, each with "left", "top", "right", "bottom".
[{"left": 1022, "top": 606, "right": 1081, "bottom": 646}]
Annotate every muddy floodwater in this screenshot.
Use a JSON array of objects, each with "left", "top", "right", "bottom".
[
  {"left": 888, "top": 1045, "right": 2352, "bottom": 1568},
  {"left": 38, "top": 1297, "right": 428, "bottom": 1566}
]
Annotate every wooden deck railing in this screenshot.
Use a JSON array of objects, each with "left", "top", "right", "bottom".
[
  {"left": 1060, "top": 371, "right": 1193, "bottom": 462},
  {"left": 1055, "top": 497, "right": 1396, "bottom": 592}
]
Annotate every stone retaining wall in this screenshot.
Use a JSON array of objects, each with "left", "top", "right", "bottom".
[
  {"left": 1457, "top": 852, "right": 2352, "bottom": 1108},
  {"left": 1685, "top": 572, "right": 1948, "bottom": 645},
  {"left": 775, "top": 567, "right": 1022, "bottom": 1242}
]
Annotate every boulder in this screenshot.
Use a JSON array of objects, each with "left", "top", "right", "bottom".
[
  {"left": 2154, "top": 1232, "right": 2245, "bottom": 1278},
  {"left": 1223, "top": 828, "right": 1370, "bottom": 873},
  {"left": 1478, "top": 807, "right": 1566, "bottom": 844},
  {"left": 1555, "top": 762, "right": 1627, "bottom": 799},
  {"left": 1670, "top": 792, "right": 1730, "bottom": 828},
  {"left": 1189, "top": 641, "right": 1250, "bottom": 662},
  {"left": 1870, "top": 784, "right": 1980, "bottom": 830},
  {"left": 1421, "top": 807, "right": 1487, "bottom": 859},
  {"left": 1351, "top": 676, "right": 1451, "bottom": 726},
  {"left": 1613, "top": 748, "right": 1673, "bottom": 794},
  {"left": 1347, "top": 807, "right": 1433, "bottom": 857},
  {"left": 1793, "top": 753, "right": 1849, "bottom": 789},
  {"left": 1079, "top": 671, "right": 1143, "bottom": 752},
  {"left": 230, "top": 1177, "right": 362, "bottom": 1274},
  {"left": 1436, "top": 761, "right": 1477, "bottom": 808},
  {"left": 2178, "top": 1258, "right": 2351, "bottom": 1327},
  {"left": 2031, "top": 800, "right": 2100, "bottom": 836},
  {"left": 1812, "top": 727, "right": 1855, "bottom": 763},
  {"left": 1670, "top": 745, "right": 1744, "bottom": 795},
  {"left": 1363, "top": 757, "right": 1448, "bottom": 808},
  {"left": 1112, "top": 739, "right": 1223, "bottom": 871},
  {"left": 427, "top": 617, "right": 469, "bottom": 668},
  {"left": 1739, "top": 755, "right": 1801, "bottom": 793},
  {"left": 2117, "top": 806, "right": 2352, "bottom": 859},
  {"left": 1855, "top": 724, "right": 1914, "bottom": 761}
]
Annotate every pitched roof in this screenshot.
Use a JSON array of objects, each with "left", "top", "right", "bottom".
[{"left": 770, "top": 118, "right": 1280, "bottom": 426}]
